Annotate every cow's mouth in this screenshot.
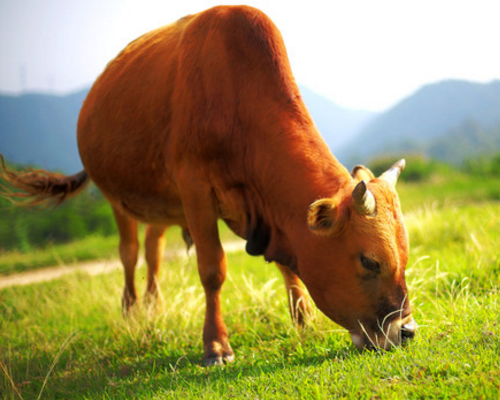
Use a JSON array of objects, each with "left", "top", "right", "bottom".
[{"left": 350, "top": 316, "right": 418, "bottom": 350}]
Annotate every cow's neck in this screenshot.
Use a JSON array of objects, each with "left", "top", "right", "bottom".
[{"left": 243, "top": 116, "right": 351, "bottom": 275}]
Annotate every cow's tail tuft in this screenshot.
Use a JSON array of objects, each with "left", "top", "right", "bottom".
[{"left": 0, "top": 153, "right": 90, "bottom": 208}]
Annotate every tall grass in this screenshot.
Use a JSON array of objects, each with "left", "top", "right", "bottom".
[{"left": 1, "top": 193, "right": 499, "bottom": 398}]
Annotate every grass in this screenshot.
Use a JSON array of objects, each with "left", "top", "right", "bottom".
[
  {"left": 0, "top": 223, "right": 238, "bottom": 276},
  {"left": 0, "top": 234, "right": 118, "bottom": 275},
  {"left": 398, "top": 173, "right": 500, "bottom": 212},
  {"left": 1, "top": 175, "right": 500, "bottom": 398}
]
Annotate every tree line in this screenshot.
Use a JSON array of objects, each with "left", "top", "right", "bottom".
[{"left": 0, "top": 167, "right": 116, "bottom": 252}]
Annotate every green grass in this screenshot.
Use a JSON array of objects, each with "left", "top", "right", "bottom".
[
  {"left": 0, "top": 234, "right": 118, "bottom": 275},
  {"left": 1, "top": 176, "right": 500, "bottom": 398},
  {"left": 398, "top": 173, "right": 500, "bottom": 212}
]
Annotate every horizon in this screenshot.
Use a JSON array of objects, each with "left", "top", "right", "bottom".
[{"left": 2, "top": 78, "right": 499, "bottom": 114}]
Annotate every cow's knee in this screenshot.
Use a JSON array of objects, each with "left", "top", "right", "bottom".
[{"left": 197, "top": 247, "right": 227, "bottom": 291}]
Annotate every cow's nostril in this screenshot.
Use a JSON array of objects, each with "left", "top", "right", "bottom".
[{"left": 400, "top": 322, "right": 417, "bottom": 341}]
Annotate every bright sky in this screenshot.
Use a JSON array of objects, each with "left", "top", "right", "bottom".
[{"left": 1, "top": 0, "right": 500, "bottom": 111}]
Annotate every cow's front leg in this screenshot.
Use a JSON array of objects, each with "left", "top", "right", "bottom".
[
  {"left": 179, "top": 179, "right": 234, "bottom": 366},
  {"left": 196, "top": 239, "right": 234, "bottom": 365}
]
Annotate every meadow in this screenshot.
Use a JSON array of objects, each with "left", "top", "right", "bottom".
[{"left": 0, "top": 165, "right": 499, "bottom": 399}]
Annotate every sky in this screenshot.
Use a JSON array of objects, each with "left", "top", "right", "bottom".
[{"left": 1, "top": 0, "right": 500, "bottom": 111}]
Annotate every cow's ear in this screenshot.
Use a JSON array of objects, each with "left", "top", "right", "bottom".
[
  {"left": 351, "top": 165, "right": 375, "bottom": 182},
  {"left": 307, "top": 198, "right": 346, "bottom": 236}
]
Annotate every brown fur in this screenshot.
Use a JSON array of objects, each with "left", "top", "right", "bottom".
[{"left": 0, "top": 6, "right": 415, "bottom": 363}]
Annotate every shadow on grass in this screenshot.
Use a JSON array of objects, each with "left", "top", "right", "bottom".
[{"left": 3, "top": 338, "right": 367, "bottom": 399}]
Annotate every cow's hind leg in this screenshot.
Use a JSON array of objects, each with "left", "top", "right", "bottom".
[
  {"left": 112, "top": 207, "right": 139, "bottom": 314},
  {"left": 276, "top": 263, "right": 311, "bottom": 326},
  {"left": 179, "top": 181, "right": 234, "bottom": 366},
  {"left": 144, "top": 224, "right": 167, "bottom": 308}
]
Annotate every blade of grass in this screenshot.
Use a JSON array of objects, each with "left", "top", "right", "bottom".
[
  {"left": 36, "top": 331, "right": 79, "bottom": 400},
  {"left": 0, "top": 358, "right": 24, "bottom": 400}
]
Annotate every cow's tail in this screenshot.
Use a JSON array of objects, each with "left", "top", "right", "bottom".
[{"left": 0, "top": 153, "right": 90, "bottom": 208}]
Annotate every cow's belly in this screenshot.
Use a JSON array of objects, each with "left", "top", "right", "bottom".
[
  {"left": 80, "top": 130, "right": 250, "bottom": 233},
  {"left": 115, "top": 191, "right": 186, "bottom": 225},
  {"left": 87, "top": 165, "right": 185, "bottom": 225}
]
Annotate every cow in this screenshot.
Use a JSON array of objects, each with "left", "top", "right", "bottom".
[{"left": 0, "top": 5, "right": 417, "bottom": 365}]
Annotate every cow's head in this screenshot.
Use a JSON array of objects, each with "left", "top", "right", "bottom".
[{"left": 304, "top": 159, "right": 417, "bottom": 350}]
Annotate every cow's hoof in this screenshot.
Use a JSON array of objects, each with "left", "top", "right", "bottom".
[
  {"left": 202, "top": 353, "right": 235, "bottom": 367},
  {"left": 121, "top": 297, "right": 137, "bottom": 317},
  {"left": 143, "top": 291, "right": 163, "bottom": 313}
]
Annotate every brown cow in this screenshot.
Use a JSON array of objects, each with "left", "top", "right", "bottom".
[{"left": 0, "top": 5, "right": 417, "bottom": 365}]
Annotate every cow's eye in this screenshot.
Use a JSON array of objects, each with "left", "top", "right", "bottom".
[{"left": 360, "top": 255, "right": 380, "bottom": 273}]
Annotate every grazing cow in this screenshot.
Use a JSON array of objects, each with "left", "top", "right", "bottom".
[{"left": 0, "top": 5, "right": 417, "bottom": 365}]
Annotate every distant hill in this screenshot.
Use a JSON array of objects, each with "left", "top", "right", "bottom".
[
  {"left": 299, "top": 86, "right": 377, "bottom": 151},
  {"left": 0, "top": 86, "right": 374, "bottom": 172},
  {"left": 338, "top": 80, "right": 500, "bottom": 166},
  {"left": 0, "top": 89, "right": 88, "bottom": 173},
  {"left": 9, "top": 80, "right": 499, "bottom": 172},
  {"left": 426, "top": 119, "right": 500, "bottom": 164}
]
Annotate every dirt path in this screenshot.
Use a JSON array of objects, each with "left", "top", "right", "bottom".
[{"left": 0, "top": 240, "right": 246, "bottom": 289}]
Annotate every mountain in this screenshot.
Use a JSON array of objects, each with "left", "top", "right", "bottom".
[
  {"left": 0, "top": 89, "right": 89, "bottom": 173},
  {"left": 426, "top": 119, "right": 500, "bottom": 164},
  {"left": 4, "top": 80, "right": 500, "bottom": 174},
  {"left": 299, "top": 86, "right": 377, "bottom": 151},
  {"left": 0, "top": 86, "right": 374, "bottom": 172},
  {"left": 338, "top": 80, "right": 500, "bottom": 165}
]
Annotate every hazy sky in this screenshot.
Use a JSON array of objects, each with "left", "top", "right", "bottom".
[{"left": 1, "top": 0, "right": 500, "bottom": 111}]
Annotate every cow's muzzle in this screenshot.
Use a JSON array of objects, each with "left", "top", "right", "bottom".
[
  {"left": 350, "top": 316, "right": 418, "bottom": 350},
  {"left": 400, "top": 319, "right": 418, "bottom": 343}
]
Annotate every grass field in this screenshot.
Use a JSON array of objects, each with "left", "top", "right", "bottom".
[
  {"left": 1, "top": 175, "right": 499, "bottom": 399},
  {"left": 0, "top": 222, "right": 238, "bottom": 276}
]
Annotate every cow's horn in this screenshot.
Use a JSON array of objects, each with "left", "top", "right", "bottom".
[
  {"left": 379, "top": 159, "right": 406, "bottom": 187},
  {"left": 352, "top": 180, "right": 376, "bottom": 216}
]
